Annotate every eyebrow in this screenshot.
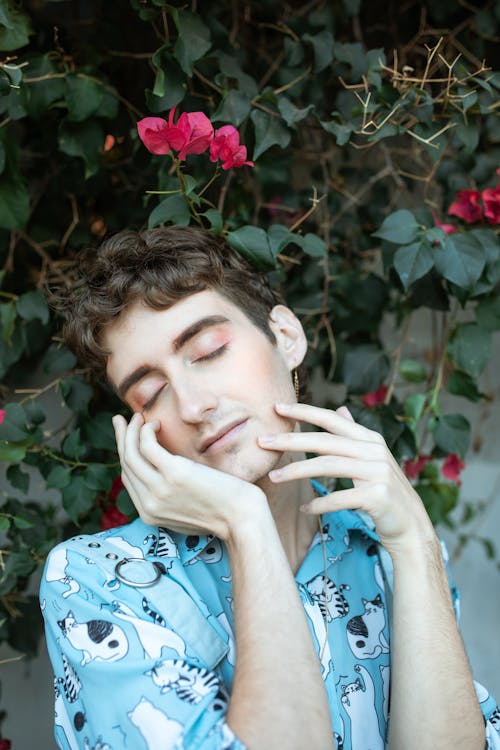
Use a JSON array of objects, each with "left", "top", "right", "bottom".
[{"left": 115, "top": 315, "right": 230, "bottom": 401}]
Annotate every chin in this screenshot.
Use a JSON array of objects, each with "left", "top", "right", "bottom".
[{"left": 216, "top": 447, "right": 283, "bottom": 485}]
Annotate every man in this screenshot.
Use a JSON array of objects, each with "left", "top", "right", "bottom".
[{"left": 41, "top": 226, "right": 500, "bottom": 750}]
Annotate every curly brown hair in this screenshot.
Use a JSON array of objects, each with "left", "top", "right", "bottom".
[{"left": 58, "top": 226, "right": 308, "bottom": 399}]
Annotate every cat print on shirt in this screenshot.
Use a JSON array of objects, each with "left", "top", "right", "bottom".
[
  {"left": 306, "top": 575, "right": 350, "bottom": 621},
  {"left": 111, "top": 600, "right": 186, "bottom": 660},
  {"left": 57, "top": 611, "right": 128, "bottom": 666},
  {"left": 341, "top": 664, "right": 384, "bottom": 750},
  {"left": 44, "top": 546, "right": 80, "bottom": 599},
  {"left": 147, "top": 658, "right": 221, "bottom": 704},
  {"left": 346, "top": 594, "right": 389, "bottom": 659},
  {"left": 83, "top": 739, "right": 111, "bottom": 750},
  {"left": 54, "top": 677, "right": 81, "bottom": 750},
  {"left": 128, "top": 697, "right": 183, "bottom": 749},
  {"left": 144, "top": 528, "right": 179, "bottom": 558}
]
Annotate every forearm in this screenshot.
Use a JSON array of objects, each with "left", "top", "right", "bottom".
[
  {"left": 389, "top": 535, "right": 484, "bottom": 750},
  {"left": 225, "top": 506, "right": 333, "bottom": 750}
]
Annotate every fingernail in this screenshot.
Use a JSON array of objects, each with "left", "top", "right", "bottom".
[
  {"left": 268, "top": 469, "right": 282, "bottom": 481},
  {"left": 275, "top": 402, "right": 292, "bottom": 410},
  {"left": 300, "top": 503, "right": 311, "bottom": 513}
]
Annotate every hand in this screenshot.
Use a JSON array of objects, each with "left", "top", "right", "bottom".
[
  {"left": 112, "top": 412, "right": 266, "bottom": 540},
  {"left": 258, "top": 402, "right": 438, "bottom": 559}
]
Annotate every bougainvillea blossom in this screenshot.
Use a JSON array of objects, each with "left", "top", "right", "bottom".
[
  {"left": 209, "top": 125, "right": 254, "bottom": 170},
  {"left": 100, "top": 476, "right": 128, "bottom": 530},
  {"left": 432, "top": 212, "right": 457, "bottom": 235},
  {"left": 404, "top": 454, "right": 430, "bottom": 480},
  {"left": 0, "top": 739, "right": 12, "bottom": 750},
  {"left": 482, "top": 186, "right": 500, "bottom": 224},
  {"left": 441, "top": 454, "right": 465, "bottom": 484},
  {"left": 0, "top": 409, "right": 6, "bottom": 425},
  {"left": 447, "top": 189, "right": 483, "bottom": 223},
  {"left": 137, "top": 108, "right": 214, "bottom": 160},
  {"left": 362, "top": 384, "right": 388, "bottom": 408}
]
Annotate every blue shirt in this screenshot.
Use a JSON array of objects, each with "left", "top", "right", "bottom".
[{"left": 40, "top": 501, "right": 500, "bottom": 750}]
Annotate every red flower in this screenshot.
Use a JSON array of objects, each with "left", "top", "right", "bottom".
[
  {"left": 103, "top": 134, "right": 115, "bottom": 152},
  {"left": 209, "top": 125, "right": 254, "bottom": 170},
  {"left": 432, "top": 211, "right": 456, "bottom": 235},
  {"left": 101, "top": 504, "right": 128, "bottom": 531},
  {"left": 441, "top": 454, "right": 465, "bottom": 484},
  {"left": 137, "top": 108, "right": 214, "bottom": 160},
  {"left": 0, "top": 739, "right": 12, "bottom": 750},
  {"left": 482, "top": 186, "right": 500, "bottom": 224},
  {"left": 447, "top": 190, "right": 483, "bottom": 224},
  {"left": 362, "top": 384, "right": 388, "bottom": 408},
  {"left": 404, "top": 454, "right": 430, "bottom": 480},
  {"left": 0, "top": 409, "right": 6, "bottom": 425},
  {"left": 109, "top": 476, "right": 124, "bottom": 502}
]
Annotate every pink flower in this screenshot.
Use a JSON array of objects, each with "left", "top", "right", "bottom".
[
  {"left": 0, "top": 409, "right": 6, "bottom": 425},
  {"left": 432, "top": 211, "right": 456, "bottom": 235},
  {"left": 0, "top": 740, "right": 12, "bottom": 750},
  {"left": 441, "top": 454, "right": 465, "bottom": 485},
  {"left": 404, "top": 454, "right": 430, "bottom": 480},
  {"left": 137, "top": 108, "right": 214, "bottom": 160},
  {"left": 209, "top": 125, "right": 254, "bottom": 170},
  {"left": 362, "top": 384, "right": 388, "bottom": 408},
  {"left": 103, "top": 134, "right": 115, "bottom": 152},
  {"left": 100, "top": 504, "right": 129, "bottom": 531},
  {"left": 482, "top": 186, "right": 500, "bottom": 224},
  {"left": 447, "top": 190, "right": 483, "bottom": 223}
]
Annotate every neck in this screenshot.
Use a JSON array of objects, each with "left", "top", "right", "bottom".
[{"left": 257, "top": 452, "right": 318, "bottom": 574}]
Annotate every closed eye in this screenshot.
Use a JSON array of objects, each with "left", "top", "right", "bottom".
[{"left": 193, "top": 343, "right": 228, "bottom": 363}]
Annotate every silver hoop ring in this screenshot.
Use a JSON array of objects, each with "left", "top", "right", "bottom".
[{"left": 114, "top": 557, "right": 162, "bottom": 588}]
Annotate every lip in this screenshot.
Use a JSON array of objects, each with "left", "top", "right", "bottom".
[{"left": 201, "top": 419, "right": 249, "bottom": 455}]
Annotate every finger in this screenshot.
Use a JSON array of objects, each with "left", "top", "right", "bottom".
[
  {"left": 336, "top": 405, "right": 355, "bottom": 422},
  {"left": 274, "top": 402, "right": 383, "bottom": 443},
  {"left": 268, "top": 455, "right": 381, "bottom": 483},
  {"left": 258, "top": 431, "right": 385, "bottom": 460},
  {"left": 122, "top": 413, "right": 161, "bottom": 482}
]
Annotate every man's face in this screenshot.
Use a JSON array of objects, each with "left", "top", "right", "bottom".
[{"left": 104, "top": 290, "right": 305, "bottom": 484}]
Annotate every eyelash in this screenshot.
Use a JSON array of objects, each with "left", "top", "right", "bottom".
[{"left": 142, "top": 344, "right": 229, "bottom": 411}]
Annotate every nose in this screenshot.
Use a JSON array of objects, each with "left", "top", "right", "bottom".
[{"left": 173, "top": 377, "right": 218, "bottom": 424}]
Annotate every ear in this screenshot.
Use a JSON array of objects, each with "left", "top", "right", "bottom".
[{"left": 268, "top": 305, "right": 307, "bottom": 370}]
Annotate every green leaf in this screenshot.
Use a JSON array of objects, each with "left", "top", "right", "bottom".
[
  {"left": 201, "top": 209, "right": 223, "bottom": 234},
  {"left": 60, "top": 377, "right": 94, "bottom": 414},
  {"left": 455, "top": 121, "right": 480, "bottom": 153},
  {"left": 212, "top": 90, "right": 251, "bottom": 126},
  {"left": 0, "top": 300, "right": 15, "bottom": 342},
  {"left": 320, "top": 119, "right": 354, "bottom": 146},
  {"left": 302, "top": 233, "right": 327, "bottom": 257},
  {"left": 0, "top": 403, "right": 29, "bottom": 442},
  {"left": 12, "top": 515, "right": 33, "bottom": 529},
  {"left": 447, "top": 323, "right": 492, "bottom": 377},
  {"left": 16, "top": 289, "right": 49, "bottom": 324},
  {"left": 342, "top": 344, "right": 390, "bottom": 394},
  {"left": 116, "top": 487, "right": 135, "bottom": 517},
  {"left": 476, "top": 295, "right": 500, "bottom": 330},
  {"left": 302, "top": 30, "right": 335, "bottom": 72},
  {"left": 62, "top": 429, "right": 86, "bottom": 461},
  {"left": 84, "top": 412, "right": 116, "bottom": 451},
  {"left": 226, "top": 226, "right": 276, "bottom": 271},
  {"left": 372, "top": 210, "right": 420, "bottom": 245},
  {"left": 0, "top": 442, "right": 26, "bottom": 462},
  {"left": 148, "top": 194, "right": 191, "bottom": 228},
  {"left": 171, "top": 9, "right": 212, "bottom": 75},
  {"left": 250, "top": 110, "right": 290, "bottom": 160},
  {"left": 46, "top": 465, "right": 72, "bottom": 490},
  {"left": 400, "top": 358, "right": 427, "bottom": 383},
  {"left": 277, "top": 97, "right": 313, "bottom": 127},
  {"left": 42, "top": 343, "right": 77, "bottom": 374},
  {"left": 23, "top": 54, "right": 65, "bottom": 117},
  {"left": 148, "top": 45, "right": 185, "bottom": 107},
  {"left": 65, "top": 74, "right": 105, "bottom": 122},
  {"left": 0, "top": 516, "right": 9, "bottom": 531},
  {"left": 447, "top": 370, "right": 484, "bottom": 402},
  {"left": 403, "top": 393, "right": 426, "bottom": 423},
  {"left": 61, "top": 475, "right": 96, "bottom": 523},
  {"left": 6, "top": 464, "right": 29, "bottom": 494},
  {"left": 59, "top": 119, "right": 104, "bottom": 178},
  {"left": 433, "top": 234, "right": 486, "bottom": 289},
  {"left": 0, "top": 167, "right": 29, "bottom": 230},
  {"left": 0, "top": 0, "right": 33, "bottom": 50},
  {"left": 393, "top": 241, "right": 434, "bottom": 290},
  {"left": 433, "top": 414, "right": 470, "bottom": 458},
  {"left": 84, "top": 463, "right": 114, "bottom": 492},
  {"left": 416, "top": 482, "right": 459, "bottom": 525}
]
